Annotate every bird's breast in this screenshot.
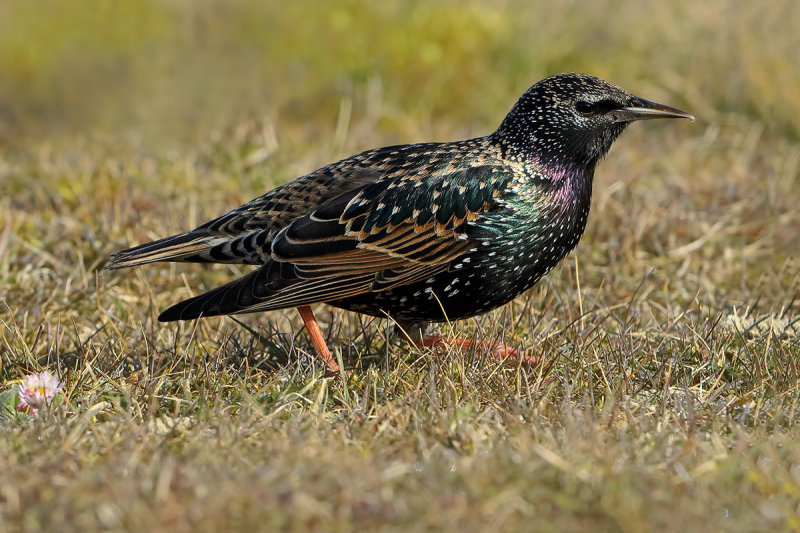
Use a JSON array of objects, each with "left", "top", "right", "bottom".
[{"left": 459, "top": 185, "right": 592, "bottom": 297}]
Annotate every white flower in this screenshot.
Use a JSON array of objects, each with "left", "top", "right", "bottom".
[{"left": 16, "top": 371, "right": 63, "bottom": 417}]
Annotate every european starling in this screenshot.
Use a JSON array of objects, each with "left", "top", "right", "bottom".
[{"left": 107, "top": 73, "right": 693, "bottom": 371}]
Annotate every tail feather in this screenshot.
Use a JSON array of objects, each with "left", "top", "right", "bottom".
[
  {"left": 106, "top": 232, "right": 218, "bottom": 269},
  {"left": 157, "top": 262, "right": 373, "bottom": 321},
  {"left": 157, "top": 266, "right": 279, "bottom": 321}
]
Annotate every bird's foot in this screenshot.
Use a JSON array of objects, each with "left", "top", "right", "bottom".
[
  {"left": 297, "top": 305, "right": 341, "bottom": 374},
  {"left": 418, "top": 335, "right": 538, "bottom": 366}
]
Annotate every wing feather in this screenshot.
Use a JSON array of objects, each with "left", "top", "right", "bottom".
[{"left": 148, "top": 149, "right": 514, "bottom": 320}]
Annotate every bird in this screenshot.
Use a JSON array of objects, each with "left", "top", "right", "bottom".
[{"left": 107, "top": 73, "right": 694, "bottom": 372}]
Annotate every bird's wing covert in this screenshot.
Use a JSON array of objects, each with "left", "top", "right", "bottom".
[{"left": 158, "top": 163, "right": 513, "bottom": 318}]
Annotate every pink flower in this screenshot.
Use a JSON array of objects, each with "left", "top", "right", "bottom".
[{"left": 16, "top": 371, "right": 63, "bottom": 417}]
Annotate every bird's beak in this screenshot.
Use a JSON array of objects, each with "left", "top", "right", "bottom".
[{"left": 612, "top": 98, "right": 695, "bottom": 123}]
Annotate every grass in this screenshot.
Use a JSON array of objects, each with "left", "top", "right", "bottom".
[{"left": 1, "top": 0, "right": 799, "bottom": 531}]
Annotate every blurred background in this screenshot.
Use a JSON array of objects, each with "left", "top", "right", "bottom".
[{"left": 1, "top": 0, "right": 798, "bottom": 148}]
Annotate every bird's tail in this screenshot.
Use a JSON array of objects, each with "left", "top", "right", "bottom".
[
  {"left": 105, "top": 232, "right": 219, "bottom": 270},
  {"left": 156, "top": 266, "right": 269, "bottom": 321}
]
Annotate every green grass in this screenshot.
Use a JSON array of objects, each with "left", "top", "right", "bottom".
[{"left": 1, "top": 1, "right": 799, "bottom": 531}]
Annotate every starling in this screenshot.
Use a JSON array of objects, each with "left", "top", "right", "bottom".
[{"left": 107, "top": 73, "right": 693, "bottom": 371}]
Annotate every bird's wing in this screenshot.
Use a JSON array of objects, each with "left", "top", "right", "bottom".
[
  {"left": 157, "top": 162, "right": 513, "bottom": 320},
  {"left": 105, "top": 163, "right": 384, "bottom": 269}
]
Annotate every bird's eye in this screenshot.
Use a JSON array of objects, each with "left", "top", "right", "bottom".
[
  {"left": 576, "top": 99, "right": 622, "bottom": 115},
  {"left": 575, "top": 101, "right": 596, "bottom": 115}
]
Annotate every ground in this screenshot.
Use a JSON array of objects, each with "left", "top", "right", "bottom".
[{"left": 1, "top": 1, "right": 799, "bottom": 531}]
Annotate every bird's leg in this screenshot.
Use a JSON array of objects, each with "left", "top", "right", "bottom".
[
  {"left": 297, "top": 305, "right": 340, "bottom": 373},
  {"left": 394, "top": 320, "right": 537, "bottom": 365},
  {"left": 417, "top": 335, "right": 538, "bottom": 365}
]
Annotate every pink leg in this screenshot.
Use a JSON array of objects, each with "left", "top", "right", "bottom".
[
  {"left": 418, "top": 335, "right": 538, "bottom": 365},
  {"left": 297, "top": 306, "right": 340, "bottom": 373}
]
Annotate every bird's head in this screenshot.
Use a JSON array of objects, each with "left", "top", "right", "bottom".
[{"left": 496, "top": 73, "right": 694, "bottom": 171}]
